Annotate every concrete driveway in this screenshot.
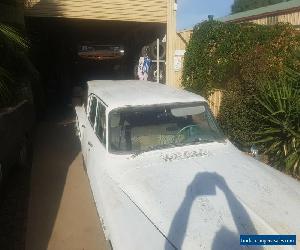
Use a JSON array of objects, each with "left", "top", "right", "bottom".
[{"left": 25, "top": 111, "right": 106, "bottom": 250}]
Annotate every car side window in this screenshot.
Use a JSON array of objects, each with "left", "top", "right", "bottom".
[
  {"left": 88, "top": 95, "right": 97, "bottom": 128},
  {"left": 95, "top": 100, "right": 106, "bottom": 145}
]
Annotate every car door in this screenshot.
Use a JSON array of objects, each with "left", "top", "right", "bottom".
[
  {"left": 85, "top": 97, "right": 109, "bottom": 233},
  {"left": 76, "top": 107, "right": 88, "bottom": 162},
  {"left": 87, "top": 97, "right": 107, "bottom": 172},
  {"left": 84, "top": 95, "right": 98, "bottom": 166}
]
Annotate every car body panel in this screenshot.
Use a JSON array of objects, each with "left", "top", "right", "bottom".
[
  {"left": 101, "top": 142, "right": 299, "bottom": 249},
  {"left": 87, "top": 80, "right": 206, "bottom": 112},
  {"left": 76, "top": 106, "right": 175, "bottom": 250}
]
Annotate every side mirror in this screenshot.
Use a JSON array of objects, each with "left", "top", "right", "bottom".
[{"left": 250, "top": 145, "right": 259, "bottom": 159}]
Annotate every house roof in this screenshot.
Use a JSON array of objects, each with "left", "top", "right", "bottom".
[
  {"left": 87, "top": 80, "right": 205, "bottom": 110},
  {"left": 219, "top": 0, "right": 300, "bottom": 23}
]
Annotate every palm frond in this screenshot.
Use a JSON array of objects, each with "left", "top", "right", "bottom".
[
  {"left": 0, "top": 23, "right": 28, "bottom": 49},
  {"left": 255, "top": 72, "right": 300, "bottom": 175}
]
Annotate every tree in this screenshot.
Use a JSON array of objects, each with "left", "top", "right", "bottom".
[
  {"left": 182, "top": 20, "right": 300, "bottom": 174},
  {"left": 0, "top": 23, "right": 29, "bottom": 107},
  {"left": 231, "top": 0, "right": 292, "bottom": 14},
  {"left": 182, "top": 21, "right": 300, "bottom": 148}
]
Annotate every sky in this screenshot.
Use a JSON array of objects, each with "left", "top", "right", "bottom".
[{"left": 177, "top": 0, "right": 235, "bottom": 30}]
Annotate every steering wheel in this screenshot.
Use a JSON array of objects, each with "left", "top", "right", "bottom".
[{"left": 176, "top": 125, "right": 200, "bottom": 143}]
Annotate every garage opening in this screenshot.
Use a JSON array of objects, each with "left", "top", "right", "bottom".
[{"left": 25, "top": 17, "right": 166, "bottom": 108}]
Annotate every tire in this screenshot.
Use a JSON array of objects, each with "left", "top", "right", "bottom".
[
  {"left": 17, "top": 136, "right": 33, "bottom": 169},
  {"left": 148, "top": 63, "right": 166, "bottom": 83},
  {"left": 140, "top": 45, "right": 150, "bottom": 57},
  {"left": 149, "top": 41, "right": 166, "bottom": 60}
]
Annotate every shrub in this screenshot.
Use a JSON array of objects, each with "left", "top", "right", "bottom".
[
  {"left": 182, "top": 21, "right": 300, "bottom": 148},
  {"left": 255, "top": 71, "right": 300, "bottom": 176},
  {"left": 0, "top": 23, "right": 33, "bottom": 108},
  {"left": 218, "top": 80, "right": 263, "bottom": 149}
]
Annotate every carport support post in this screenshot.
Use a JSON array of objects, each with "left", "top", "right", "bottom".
[
  {"left": 157, "top": 38, "right": 160, "bottom": 83},
  {"left": 166, "top": 0, "right": 177, "bottom": 87}
]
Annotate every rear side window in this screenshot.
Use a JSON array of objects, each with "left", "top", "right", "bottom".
[
  {"left": 95, "top": 101, "right": 106, "bottom": 145},
  {"left": 88, "top": 96, "right": 97, "bottom": 128}
]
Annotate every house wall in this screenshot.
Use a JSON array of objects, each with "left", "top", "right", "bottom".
[
  {"left": 250, "top": 10, "right": 300, "bottom": 26},
  {"left": 166, "top": 0, "right": 176, "bottom": 87},
  {"left": 175, "top": 30, "right": 192, "bottom": 51},
  {"left": 24, "top": 0, "right": 167, "bottom": 23},
  {"left": 174, "top": 29, "right": 192, "bottom": 88}
]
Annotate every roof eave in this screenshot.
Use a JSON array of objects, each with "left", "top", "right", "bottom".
[{"left": 222, "top": 6, "right": 300, "bottom": 23}]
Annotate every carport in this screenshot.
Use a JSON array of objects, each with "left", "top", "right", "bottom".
[
  {"left": 24, "top": 0, "right": 176, "bottom": 106},
  {"left": 26, "top": 17, "right": 166, "bottom": 105},
  {"left": 23, "top": 1, "right": 176, "bottom": 249}
]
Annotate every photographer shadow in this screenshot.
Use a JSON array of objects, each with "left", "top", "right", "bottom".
[{"left": 165, "top": 172, "right": 263, "bottom": 250}]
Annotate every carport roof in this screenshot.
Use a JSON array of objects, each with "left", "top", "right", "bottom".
[{"left": 87, "top": 80, "right": 206, "bottom": 110}]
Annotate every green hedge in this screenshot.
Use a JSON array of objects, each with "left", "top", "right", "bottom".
[
  {"left": 218, "top": 80, "right": 262, "bottom": 149},
  {"left": 182, "top": 21, "right": 300, "bottom": 149}
]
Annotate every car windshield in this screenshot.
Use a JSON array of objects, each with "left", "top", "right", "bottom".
[{"left": 109, "top": 102, "right": 225, "bottom": 153}]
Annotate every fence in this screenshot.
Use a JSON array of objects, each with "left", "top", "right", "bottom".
[{"left": 208, "top": 89, "right": 223, "bottom": 117}]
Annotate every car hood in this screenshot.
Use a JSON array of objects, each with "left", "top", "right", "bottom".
[{"left": 106, "top": 142, "right": 300, "bottom": 249}]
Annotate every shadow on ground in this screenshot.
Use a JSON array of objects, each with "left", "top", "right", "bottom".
[
  {"left": 0, "top": 163, "right": 31, "bottom": 250},
  {"left": 25, "top": 105, "right": 106, "bottom": 250},
  {"left": 25, "top": 107, "right": 80, "bottom": 250}
]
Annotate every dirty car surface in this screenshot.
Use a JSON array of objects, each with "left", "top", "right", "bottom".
[{"left": 76, "top": 80, "right": 300, "bottom": 250}]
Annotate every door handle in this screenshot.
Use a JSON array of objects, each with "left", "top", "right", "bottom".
[{"left": 88, "top": 141, "right": 93, "bottom": 147}]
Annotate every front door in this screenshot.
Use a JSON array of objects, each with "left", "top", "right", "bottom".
[
  {"left": 85, "top": 96, "right": 108, "bottom": 229},
  {"left": 84, "top": 95, "right": 98, "bottom": 166}
]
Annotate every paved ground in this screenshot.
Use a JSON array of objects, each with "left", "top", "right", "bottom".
[{"left": 25, "top": 111, "right": 107, "bottom": 250}]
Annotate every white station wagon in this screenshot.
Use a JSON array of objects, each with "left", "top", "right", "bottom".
[{"left": 76, "top": 80, "right": 299, "bottom": 250}]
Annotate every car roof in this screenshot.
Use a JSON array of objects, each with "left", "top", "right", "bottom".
[{"left": 87, "top": 80, "right": 206, "bottom": 110}]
